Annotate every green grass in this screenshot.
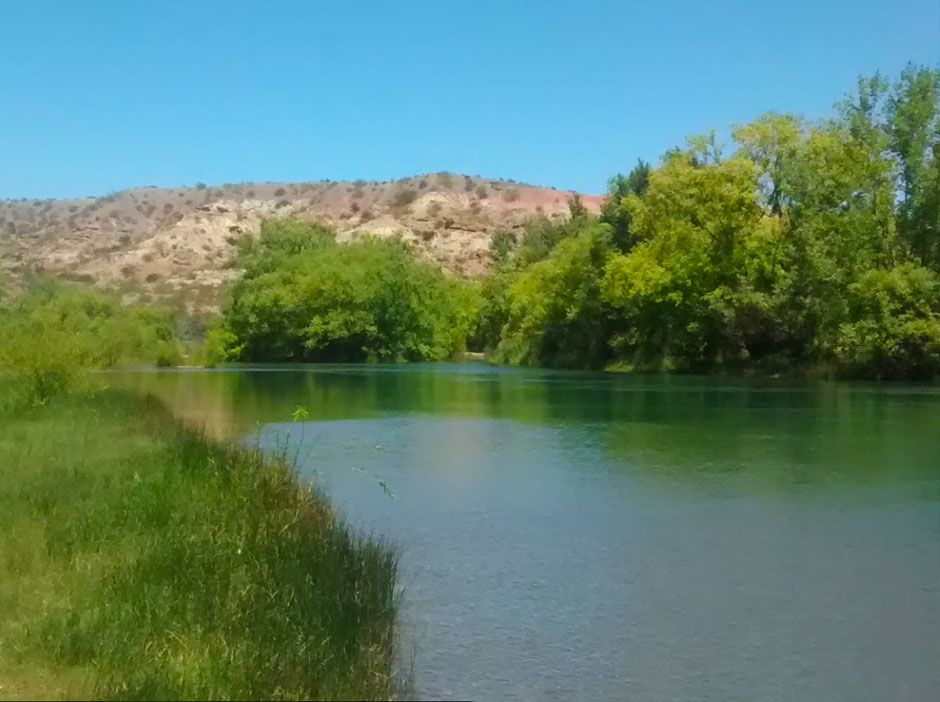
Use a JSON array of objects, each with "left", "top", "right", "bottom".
[{"left": 0, "top": 389, "right": 398, "bottom": 700}]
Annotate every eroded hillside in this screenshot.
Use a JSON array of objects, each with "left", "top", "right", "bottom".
[{"left": 0, "top": 173, "right": 601, "bottom": 312}]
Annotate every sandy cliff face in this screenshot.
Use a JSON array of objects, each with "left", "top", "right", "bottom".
[{"left": 0, "top": 173, "right": 601, "bottom": 312}]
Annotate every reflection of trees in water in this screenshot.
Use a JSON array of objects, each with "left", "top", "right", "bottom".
[
  {"left": 109, "top": 367, "right": 940, "bottom": 493},
  {"left": 599, "top": 382, "right": 940, "bottom": 493}
]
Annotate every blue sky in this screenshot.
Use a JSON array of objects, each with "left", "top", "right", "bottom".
[{"left": 1, "top": 0, "right": 937, "bottom": 199}]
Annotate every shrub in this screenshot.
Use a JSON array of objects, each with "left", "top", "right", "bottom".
[
  {"left": 154, "top": 341, "right": 182, "bottom": 367},
  {"left": 215, "top": 219, "right": 477, "bottom": 362},
  {"left": 390, "top": 187, "right": 418, "bottom": 208},
  {"left": 0, "top": 280, "right": 185, "bottom": 403},
  {"left": 828, "top": 265, "right": 940, "bottom": 379}
]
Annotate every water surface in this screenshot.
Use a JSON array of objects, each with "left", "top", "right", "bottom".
[{"left": 112, "top": 364, "right": 940, "bottom": 701}]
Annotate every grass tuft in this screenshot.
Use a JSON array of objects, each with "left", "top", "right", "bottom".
[{"left": 0, "top": 389, "right": 398, "bottom": 700}]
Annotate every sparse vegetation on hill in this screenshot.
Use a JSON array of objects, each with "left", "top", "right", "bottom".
[{"left": 0, "top": 175, "right": 599, "bottom": 314}]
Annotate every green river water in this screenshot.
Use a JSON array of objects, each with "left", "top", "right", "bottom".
[{"left": 111, "top": 363, "right": 940, "bottom": 701}]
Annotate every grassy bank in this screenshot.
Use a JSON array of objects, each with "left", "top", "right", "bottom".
[{"left": 0, "top": 389, "right": 397, "bottom": 700}]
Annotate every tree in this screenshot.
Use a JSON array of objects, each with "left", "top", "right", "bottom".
[
  {"left": 884, "top": 64, "right": 940, "bottom": 268},
  {"left": 0, "top": 279, "right": 183, "bottom": 403},
  {"left": 732, "top": 113, "right": 804, "bottom": 215},
  {"left": 218, "top": 221, "right": 476, "bottom": 362},
  {"left": 601, "top": 151, "right": 769, "bottom": 369},
  {"left": 831, "top": 263, "right": 940, "bottom": 378},
  {"left": 495, "top": 223, "right": 614, "bottom": 368},
  {"left": 600, "top": 159, "right": 650, "bottom": 251}
]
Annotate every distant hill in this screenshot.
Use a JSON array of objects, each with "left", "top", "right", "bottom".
[{"left": 0, "top": 173, "right": 602, "bottom": 313}]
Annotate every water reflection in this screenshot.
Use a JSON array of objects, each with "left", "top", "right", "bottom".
[{"left": 109, "top": 364, "right": 940, "bottom": 495}]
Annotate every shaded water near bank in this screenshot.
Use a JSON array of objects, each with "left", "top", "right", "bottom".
[{"left": 110, "top": 364, "right": 940, "bottom": 701}]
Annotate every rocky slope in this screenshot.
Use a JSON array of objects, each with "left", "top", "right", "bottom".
[{"left": 0, "top": 173, "right": 601, "bottom": 313}]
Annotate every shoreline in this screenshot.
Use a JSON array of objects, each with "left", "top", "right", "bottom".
[{"left": 0, "top": 388, "right": 399, "bottom": 700}]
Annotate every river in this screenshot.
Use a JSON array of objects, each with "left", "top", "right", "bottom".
[{"left": 111, "top": 363, "right": 940, "bottom": 701}]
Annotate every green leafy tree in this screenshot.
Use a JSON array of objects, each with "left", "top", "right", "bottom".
[
  {"left": 600, "top": 159, "right": 650, "bottom": 251},
  {"left": 884, "top": 64, "right": 940, "bottom": 268},
  {"left": 601, "top": 151, "right": 770, "bottom": 369},
  {"left": 494, "top": 223, "right": 614, "bottom": 368},
  {"left": 0, "top": 279, "right": 183, "bottom": 403},
  {"left": 217, "top": 220, "right": 476, "bottom": 362},
  {"left": 830, "top": 263, "right": 940, "bottom": 378}
]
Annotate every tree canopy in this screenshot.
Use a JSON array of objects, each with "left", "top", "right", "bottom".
[
  {"left": 477, "top": 64, "right": 940, "bottom": 379},
  {"left": 210, "top": 219, "right": 477, "bottom": 363}
]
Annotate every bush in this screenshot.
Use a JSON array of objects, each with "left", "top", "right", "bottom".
[
  {"left": 0, "top": 280, "right": 185, "bottom": 403},
  {"left": 215, "top": 219, "right": 477, "bottom": 362},
  {"left": 828, "top": 265, "right": 940, "bottom": 379},
  {"left": 493, "top": 224, "right": 614, "bottom": 368},
  {"left": 389, "top": 187, "right": 418, "bottom": 208},
  {"left": 154, "top": 341, "right": 183, "bottom": 367}
]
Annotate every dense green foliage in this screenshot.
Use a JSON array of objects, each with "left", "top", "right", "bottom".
[
  {"left": 479, "top": 65, "right": 940, "bottom": 379},
  {"left": 0, "top": 279, "right": 183, "bottom": 404},
  {"left": 211, "top": 219, "right": 477, "bottom": 363},
  {"left": 0, "top": 390, "right": 397, "bottom": 699}
]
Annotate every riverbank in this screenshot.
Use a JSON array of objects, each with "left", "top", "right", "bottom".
[{"left": 0, "top": 389, "right": 398, "bottom": 700}]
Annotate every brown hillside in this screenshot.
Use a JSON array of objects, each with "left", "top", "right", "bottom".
[{"left": 0, "top": 173, "right": 602, "bottom": 313}]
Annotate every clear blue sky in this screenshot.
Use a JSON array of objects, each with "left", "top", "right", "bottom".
[{"left": 1, "top": 0, "right": 937, "bottom": 199}]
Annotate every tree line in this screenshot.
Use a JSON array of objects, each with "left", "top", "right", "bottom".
[
  {"left": 478, "top": 64, "right": 940, "bottom": 379},
  {"left": 2, "top": 64, "right": 937, "bottom": 382}
]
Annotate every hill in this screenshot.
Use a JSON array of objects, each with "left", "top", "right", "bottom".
[{"left": 0, "top": 173, "right": 602, "bottom": 313}]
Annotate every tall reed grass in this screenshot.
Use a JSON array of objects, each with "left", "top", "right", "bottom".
[{"left": 0, "top": 389, "right": 398, "bottom": 700}]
